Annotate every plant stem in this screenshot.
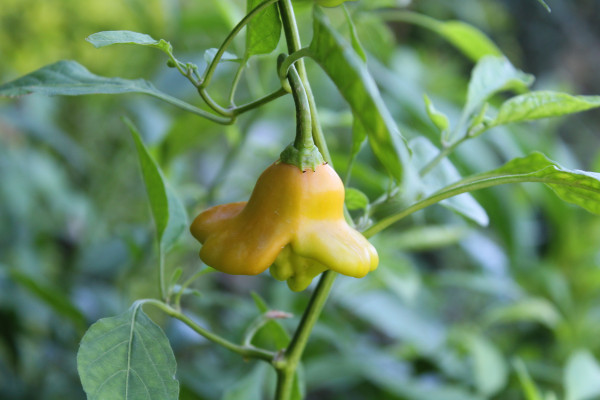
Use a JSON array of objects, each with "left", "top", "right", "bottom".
[
  {"left": 201, "top": 0, "right": 279, "bottom": 88},
  {"left": 232, "top": 87, "right": 288, "bottom": 115},
  {"left": 274, "top": 270, "right": 337, "bottom": 400},
  {"left": 138, "top": 299, "right": 276, "bottom": 361},
  {"left": 278, "top": 0, "right": 332, "bottom": 165},
  {"left": 229, "top": 55, "right": 249, "bottom": 106}
]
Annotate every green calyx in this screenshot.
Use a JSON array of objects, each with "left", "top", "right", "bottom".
[
  {"left": 280, "top": 142, "right": 324, "bottom": 172},
  {"left": 279, "top": 62, "right": 324, "bottom": 171}
]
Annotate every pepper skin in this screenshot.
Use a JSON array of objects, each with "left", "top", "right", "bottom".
[{"left": 190, "top": 161, "right": 378, "bottom": 291}]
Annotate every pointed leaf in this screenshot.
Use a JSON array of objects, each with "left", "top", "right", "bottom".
[
  {"left": 245, "top": 0, "right": 281, "bottom": 56},
  {"left": 310, "top": 7, "right": 412, "bottom": 183},
  {"left": 465, "top": 56, "right": 534, "bottom": 117},
  {"left": 77, "top": 306, "right": 179, "bottom": 400},
  {"left": 424, "top": 94, "right": 450, "bottom": 133},
  {"left": 0, "top": 61, "right": 223, "bottom": 120},
  {"left": 204, "top": 48, "right": 243, "bottom": 65},
  {"left": 343, "top": 6, "right": 367, "bottom": 62},
  {"left": 86, "top": 31, "right": 170, "bottom": 53},
  {"left": 466, "top": 334, "right": 508, "bottom": 396},
  {"left": 368, "top": 152, "right": 600, "bottom": 236},
  {"left": 492, "top": 91, "right": 600, "bottom": 127},
  {"left": 127, "top": 120, "right": 187, "bottom": 251},
  {"left": 535, "top": 0, "right": 551, "bottom": 12},
  {"left": 345, "top": 187, "right": 369, "bottom": 211}
]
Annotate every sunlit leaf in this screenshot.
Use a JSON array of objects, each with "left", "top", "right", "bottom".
[
  {"left": 466, "top": 334, "right": 508, "bottom": 396},
  {"left": 77, "top": 306, "right": 179, "bottom": 400},
  {"left": 564, "top": 350, "right": 600, "bottom": 400},
  {"left": 310, "top": 7, "right": 412, "bottom": 183},
  {"left": 423, "top": 94, "right": 450, "bottom": 134},
  {"left": 245, "top": 0, "right": 281, "bottom": 56},
  {"left": 491, "top": 91, "right": 600, "bottom": 127},
  {"left": 86, "top": 31, "right": 170, "bottom": 53}
]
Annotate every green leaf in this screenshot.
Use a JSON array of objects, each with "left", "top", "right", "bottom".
[
  {"left": 485, "top": 297, "right": 562, "bottom": 329},
  {"left": 491, "top": 91, "right": 600, "bottom": 127},
  {"left": 465, "top": 56, "right": 534, "bottom": 117},
  {"left": 0, "top": 60, "right": 226, "bottom": 121},
  {"left": 423, "top": 94, "right": 450, "bottom": 133},
  {"left": 86, "top": 31, "right": 171, "bottom": 53},
  {"left": 77, "top": 306, "right": 179, "bottom": 400},
  {"left": 310, "top": 7, "right": 412, "bottom": 183},
  {"left": 411, "top": 137, "right": 488, "bottom": 226},
  {"left": 513, "top": 359, "right": 544, "bottom": 400},
  {"left": 127, "top": 119, "right": 187, "bottom": 252},
  {"left": 245, "top": 0, "right": 281, "bottom": 56},
  {"left": 386, "top": 12, "right": 503, "bottom": 62},
  {"left": 345, "top": 187, "right": 369, "bottom": 210},
  {"left": 343, "top": 6, "right": 367, "bottom": 62},
  {"left": 250, "top": 292, "right": 290, "bottom": 349},
  {"left": 350, "top": 117, "right": 368, "bottom": 157},
  {"left": 564, "top": 350, "right": 600, "bottom": 400},
  {"left": 9, "top": 269, "right": 86, "bottom": 331},
  {"left": 466, "top": 334, "right": 508, "bottom": 396},
  {"left": 464, "top": 152, "right": 600, "bottom": 215},
  {"left": 367, "top": 152, "right": 600, "bottom": 237}
]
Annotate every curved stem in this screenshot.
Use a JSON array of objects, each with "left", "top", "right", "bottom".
[
  {"left": 229, "top": 55, "right": 249, "bottom": 106},
  {"left": 198, "top": 87, "right": 233, "bottom": 116},
  {"left": 278, "top": 48, "right": 313, "bottom": 81},
  {"left": 287, "top": 65, "right": 313, "bottom": 150},
  {"left": 201, "top": 0, "right": 279, "bottom": 88},
  {"left": 232, "top": 87, "right": 288, "bottom": 115},
  {"left": 274, "top": 271, "right": 337, "bottom": 400},
  {"left": 137, "top": 299, "right": 276, "bottom": 361},
  {"left": 278, "top": 0, "right": 332, "bottom": 165}
]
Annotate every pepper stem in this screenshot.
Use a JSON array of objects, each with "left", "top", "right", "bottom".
[{"left": 279, "top": 61, "right": 324, "bottom": 171}]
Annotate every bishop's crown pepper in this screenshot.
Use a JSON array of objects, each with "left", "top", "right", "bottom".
[{"left": 189, "top": 64, "right": 378, "bottom": 291}]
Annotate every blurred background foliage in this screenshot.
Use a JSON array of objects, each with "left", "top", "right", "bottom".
[{"left": 1, "top": 0, "right": 600, "bottom": 399}]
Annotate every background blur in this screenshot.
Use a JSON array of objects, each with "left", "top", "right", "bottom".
[{"left": 1, "top": 0, "right": 600, "bottom": 399}]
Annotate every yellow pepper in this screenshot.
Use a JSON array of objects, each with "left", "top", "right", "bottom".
[{"left": 190, "top": 161, "right": 378, "bottom": 291}]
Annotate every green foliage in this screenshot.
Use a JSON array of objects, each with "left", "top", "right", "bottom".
[
  {"left": 77, "top": 305, "right": 179, "bottom": 400},
  {"left": 2, "top": 1, "right": 600, "bottom": 399}
]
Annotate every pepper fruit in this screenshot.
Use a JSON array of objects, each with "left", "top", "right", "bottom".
[{"left": 190, "top": 161, "right": 378, "bottom": 291}]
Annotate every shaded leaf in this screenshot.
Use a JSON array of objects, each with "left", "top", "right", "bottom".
[
  {"left": 345, "top": 187, "right": 369, "bottom": 210},
  {"left": 77, "top": 306, "right": 179, "bottom": 400},
  {"left": 9, "top": 269, "right": 86, "bottom": 331},
  {"left": 245, "top": 0, "right": 281, "bottom": 56},
  {"left": 222, "top": 364, "right": 266, "bottom": 400},
  {"left": 564, "top": 350, "right": 600, "bottom": 400},
  {"left": 485, "top": 297, "right": 562, "bottom": 329},
  {"left": 411, "top": 137, "right": 488, "bottom": 226},
  {"left": 492, "top": 91, "right": 600, "bottom": 127},
  {"left": 310, "top": 7, "right": 413, "bottom": 183},
  {"left": 465, "top": 56, "right": 534, "bottom": 117},
  {"left": 127, "top": 120, "right": 187, "bottom": 251},
  {"left": 535, "top": 0, "right": 551, "bottom": 12},
  {"left": 343, "top": 6, "right": 367, "bottom": 62},
  {"left": 386, "top": 12, "right": 503, "bottom": 62},
  {"left": 0, "top": 61, "right": 220, "bottom": 120}
]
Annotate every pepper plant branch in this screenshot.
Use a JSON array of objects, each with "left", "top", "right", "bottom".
[
  {"left": 364, "top": 174, "right": 562, "bottom": 238},
  {"left": 274, "top": 270, "right": 338, "bottom": 400},
  {"left": 201, "top": 0, "right": 280, "bottom": 88},
  {"left": 229, "top": 55, "right": 249, "bottom": 106},
  {"left": 137, "top": 299, "right": 276, "bottom": 361},
  {"left": 278, "top": 0, "right": 332, "bottom": 165}
]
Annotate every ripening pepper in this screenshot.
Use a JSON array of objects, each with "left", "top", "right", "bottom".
[{"left": 190, "top": 161, "right": 378, "bottom": 291}]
